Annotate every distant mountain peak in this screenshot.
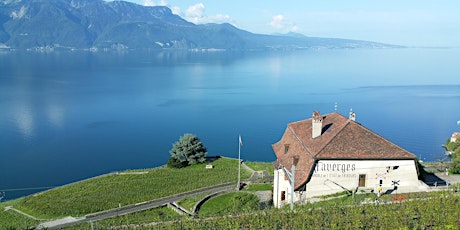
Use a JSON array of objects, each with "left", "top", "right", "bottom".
[
  {"left": 285, "top": 32, "right": 308, "bottom": 38},
  {"left": 272, "top": 32, "right": 307, "bottom": 38},
  {"left": 0, "top": 0, "right": 399, "bottom": 50}
]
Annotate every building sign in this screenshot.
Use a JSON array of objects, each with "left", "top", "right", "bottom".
[{"left": 312, "top": 162, "right": 357, "bottom": 178}]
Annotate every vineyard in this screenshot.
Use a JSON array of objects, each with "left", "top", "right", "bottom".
[
  {"left": 159, "top": 190, "right": 460, "bottom": 229},
  {"left": 67, "top": 205, "right": 183, "bottom": 229},
  {"left": 0, "top": 206, "right": 39, "bottom": 230},
  {"left": 1, "top": 158, "right": 251, "bottom": 221},
  {"left": 1, "top": 158, "right": 459, "bottom": 229},
  {"left": 60, "top": 189, "right": 460, "bottom": 229}
]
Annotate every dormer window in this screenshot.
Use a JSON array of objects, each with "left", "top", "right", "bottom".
[{"left": 284, "top": 144, "right": 290, "bottom": 154}]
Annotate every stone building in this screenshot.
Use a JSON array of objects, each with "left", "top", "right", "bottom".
[{"left": 272, "top": 111, "right": 421, "bottom": 208}]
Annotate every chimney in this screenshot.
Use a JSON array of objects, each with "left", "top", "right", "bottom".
[
  {"left": 349, "top": 109, "right": 356, "bottom": 121},
  {"left": 312, "top": 111, "right": 323, "bottom": 139}
]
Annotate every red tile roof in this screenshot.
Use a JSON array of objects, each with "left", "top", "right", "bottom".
[
  {"left": 272, "top": 112, "right": 416, "bottom": 190},
  {"left": 452, "top": 132, "right": 460, "bottom": 141}
]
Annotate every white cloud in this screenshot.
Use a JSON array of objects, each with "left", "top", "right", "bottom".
[
  {"left": 140, "top": 2, "right": 232, "bottom": 24},
  {"left": 180, "top": 3, "right": 232, "bottom": 24},
  {"left": 170, "top": 6, "right": 181, "bottom": 15},
  {"left": 185, "top": 3, "right": 205, "bottom": 23},
  {"left": 269, "top": 14, "right": 299, "bottom": 32},
  {"left": 269, "top": 15, "right": 284, "bottom": 29}
]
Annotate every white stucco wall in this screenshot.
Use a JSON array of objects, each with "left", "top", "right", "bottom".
[
  {"left": 273, "top": 159, "right": 419, "bottom": 207},
  {"left": 306, "top": 160, "right": 419, "bottom": 198},
  {"left": 273, "top": 168, "right": 301, "bottom": 208}
]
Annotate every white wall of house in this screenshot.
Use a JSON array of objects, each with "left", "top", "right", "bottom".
[
  {"left": 306, "top": 160, "right": 419, "bottom": 198},
  {"left": 273, "top": 168, "right": 301, "bottom": 208},
  {"left": 273, "top": 159, "right": 419, "bottom": 208}
]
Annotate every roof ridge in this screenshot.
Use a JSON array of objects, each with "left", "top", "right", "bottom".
[{"left": 288, "top": 126, "right": 315, "bottom": 159}]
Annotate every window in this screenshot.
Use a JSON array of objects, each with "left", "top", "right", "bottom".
[
  {"left": 387, "top": 165, "right": 399, "bottom": 172},
  {"left": 284, "top": 144, "right": 290, "bottom": 154},
  {"left": 281, "top": 191, "right": 286, "bottom": 201}
]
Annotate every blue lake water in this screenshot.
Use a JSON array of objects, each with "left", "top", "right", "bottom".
[{"left": 1, "top": 48, "right": 459, "bottom": 200}]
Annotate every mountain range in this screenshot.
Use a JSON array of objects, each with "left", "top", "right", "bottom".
[{"left": 0, "top": 0, "right": 399, "bottom": 51}]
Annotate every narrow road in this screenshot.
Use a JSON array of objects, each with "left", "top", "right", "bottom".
[{"left": 39, "top": 182, "right": 235, "bottom": 229}]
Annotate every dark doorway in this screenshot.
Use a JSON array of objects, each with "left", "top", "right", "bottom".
[{"left": 359, "top": 174, "right": 366, "bottom": 187}]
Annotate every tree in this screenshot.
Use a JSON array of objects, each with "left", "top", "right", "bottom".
[
  {"left": 450, "top": 158, "right": 460, "bottom": 174},
  {"left": 168, "top": 133, "right": 207, "bottom": 168},
  {"left": 446, "top": 141, "right": 458, "bottom": 152},
  {"left": 446, "top": 136, "right": 460, "bottom": 174}
]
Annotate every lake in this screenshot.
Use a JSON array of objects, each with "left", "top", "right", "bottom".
[{"left": 1, "top": 48, "right": 459, "bottom": 200}]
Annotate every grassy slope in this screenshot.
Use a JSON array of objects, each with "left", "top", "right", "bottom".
[
  {"left": 198, "top": 192, "right": 260, "bottom": 218},
  {"left": 244, "top": 161, "right": 274, "bottom": 175},
  {"left": 176, "top": 192, "right": 211, "bottom": 212},
  {"left": 246, "top": 183, "right": 273, "bottom": 191},
  {"left": 3, "top": 158, "right": 251, "bottom": 220}
]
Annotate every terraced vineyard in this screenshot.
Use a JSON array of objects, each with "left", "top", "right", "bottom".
[
  {"left": 0, "top": 157, "right": 251, "bottom": 227},
  {"left": 0, "top": 206, "right": 39, "bottom": 229},
  {"left": 160, "top": 190, "right": 460, "bottom": 229},
  {"left": 2, "top": 158, "right": 459, "bottom": 229}
]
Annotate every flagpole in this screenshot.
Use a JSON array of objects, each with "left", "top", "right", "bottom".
[{"left": 237, "top": 135, "right": 241, "bottom": 190}]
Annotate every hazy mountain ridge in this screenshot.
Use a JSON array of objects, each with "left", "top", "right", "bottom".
[{"left": 0, "top": 0, "right": 399, "bottom": 50}]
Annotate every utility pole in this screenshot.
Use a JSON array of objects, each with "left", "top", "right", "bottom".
[
  {"left": 237, "top": 135, "right": 242, "bottom": 190},
  {"left": 282, "top": 156, "right": 299, "bottom": 211},
  {"left": 290, "top": 162, "right": 295, "bottom": 211}
]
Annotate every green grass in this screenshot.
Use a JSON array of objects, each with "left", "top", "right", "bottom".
[
  {"left": 4, "top": 158, "right": 251, "bottom": 219},
  {"left": 244, "top": 161, "right": 274, "bottom": 175},
  {"left": 246, "top": 183, "right": 273, "bottom": 191},
  {"left": 198, "top": 192, "right": 260, "bottom": 218},
  {"left": 176, "top": 192, "right": 212, "bottom": 212}
]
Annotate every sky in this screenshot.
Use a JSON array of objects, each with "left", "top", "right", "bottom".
[{"left": 117, "top": 0, "right": 460, "bottom": 47}]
